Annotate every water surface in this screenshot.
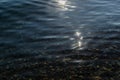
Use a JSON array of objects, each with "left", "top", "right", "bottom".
[{"left": 0, "top": 0, "right": 120, "bottom": 79}]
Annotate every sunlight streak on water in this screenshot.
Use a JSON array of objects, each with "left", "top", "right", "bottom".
[
  {"left": 57, "top": 0, "right": 67, "bottom": 6},
  {"left": 71, "top": 31, "right": 84, "bottom": 50},
  {"left": 54, "top": 0, "right": 76, "bottom": 11}
]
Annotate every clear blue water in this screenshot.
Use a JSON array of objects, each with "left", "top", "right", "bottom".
[{"left": 0, "top": 0, "right": 120, "bottom": 79}]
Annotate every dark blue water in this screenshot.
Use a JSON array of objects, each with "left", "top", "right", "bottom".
[{"left": 0, "top": 0, "right": 120, "bottom": 79}]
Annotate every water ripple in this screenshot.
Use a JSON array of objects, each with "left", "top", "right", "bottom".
[{"left": 0, "top": 0, "right": 120, "bottom": 79}]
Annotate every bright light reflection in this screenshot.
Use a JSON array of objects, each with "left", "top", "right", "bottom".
[
  {"left": 54, "top": 0, "right": 76, "bottom": 11},
  {"left": 55, "top": 0, "right": 68, "bottom": 10},
  {"left": 71, "top": 31, "right": 83, "bottom": 50},
  {"left": 75, "top": 32, "right": 81, "bottom": 36},
  {"left": 78, "top": 41, "right": 82, "bottom": 47},
  {"left": 58, "top": 0, "right": 67, "bottom": 6}
]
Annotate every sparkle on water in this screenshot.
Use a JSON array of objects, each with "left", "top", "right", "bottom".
[
  {"left": 54, "top": 0, "right": 76, "bottom": 11},
  {"left": 72, "top": 31, "right": 83, "bottom": 50},
  {"left": 54, "top": 0, "right": 83, "bottom": 49},
  {"left": 57, "top": 0, "right": 67, "bottom": 6}
]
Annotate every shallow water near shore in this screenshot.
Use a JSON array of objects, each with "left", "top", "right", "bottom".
[{"left": 0, "top": 0, "right": 120, "bottom": 79}]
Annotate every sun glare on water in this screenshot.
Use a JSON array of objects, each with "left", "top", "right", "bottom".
[
  {"left": 54, "top": 0, "right": 76, "bottom": 11},
  {"left": 71, "top": 31, "right": 84, "bottom": 50},
  {"left": 56, "top": 0, "right": 68, "bottom": 10},
  {"left": 58, "top": 0, "right": 67, "bottom": 6}
]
